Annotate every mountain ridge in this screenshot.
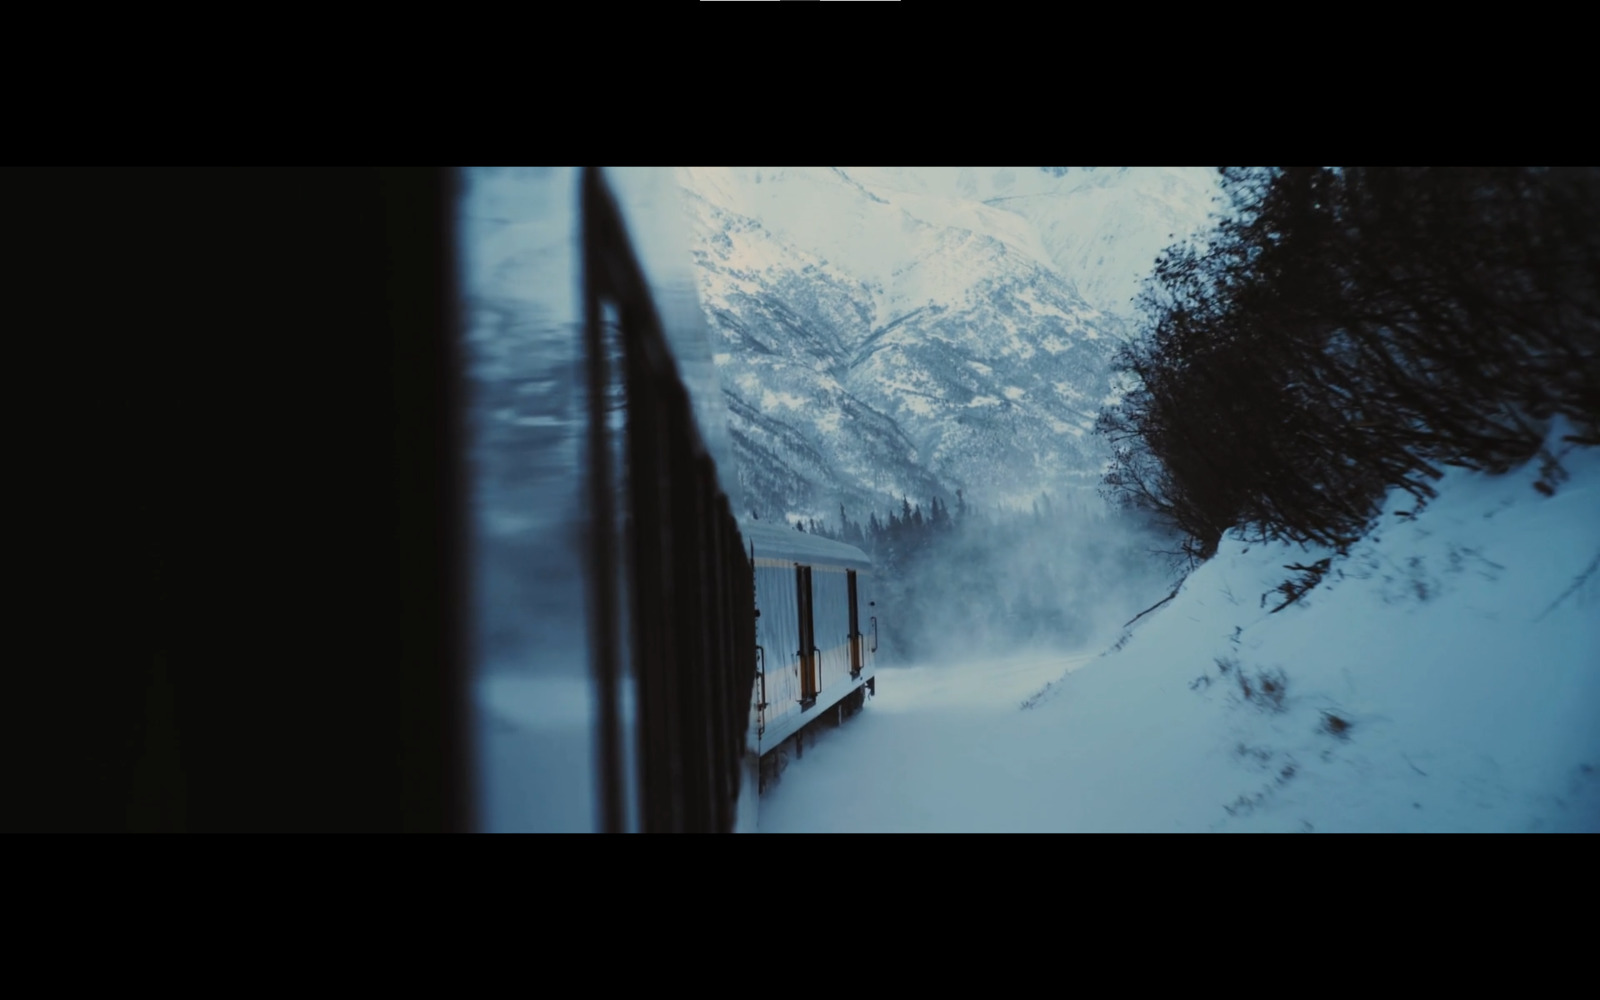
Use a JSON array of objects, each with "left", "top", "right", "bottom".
[{"left": 679, "top": 167, "right": 1221, "bottom": 523}]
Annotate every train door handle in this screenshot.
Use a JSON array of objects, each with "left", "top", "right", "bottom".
[{"left": 870, "top": 616, "right": 878, "bottom": 652}]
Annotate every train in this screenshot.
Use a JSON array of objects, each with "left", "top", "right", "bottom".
[
  {"left": 743, "top": 519, "right": 878, "bottom": 789},
  {"left": 466, "top": 166, "right": 879, "bottom": 833}
]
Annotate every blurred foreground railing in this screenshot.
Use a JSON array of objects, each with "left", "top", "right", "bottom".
[{"left": 581, "top": 167, "right": 757, "bottom": 833}]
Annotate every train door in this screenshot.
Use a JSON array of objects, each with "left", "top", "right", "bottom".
[
  {"left": 847, "top": 569, "right": 862, "bottom": 680},
  {"left": 796, "top": 564, "right": 817, "bottom": 707}
]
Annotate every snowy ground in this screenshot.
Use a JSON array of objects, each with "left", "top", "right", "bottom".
[{"left": 758, "top": 425, "right": 1600, "bottom": 832}]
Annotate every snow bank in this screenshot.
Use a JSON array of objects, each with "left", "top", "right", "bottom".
[{"left": 758, "top": 425, "right": 1600, "bottom": 832}]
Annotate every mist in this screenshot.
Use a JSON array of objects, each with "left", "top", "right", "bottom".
[{"left": 798, "top": 487, "right": 1184, "bottom": 668}]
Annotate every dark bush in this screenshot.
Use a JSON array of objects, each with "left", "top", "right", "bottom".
[{"left": 1099, "top": 167, "right": 1600, "bottom": 560}]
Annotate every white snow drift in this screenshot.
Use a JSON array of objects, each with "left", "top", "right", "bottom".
[{"left": 757, "top": 422, "right": 1600, "bottom": 832}]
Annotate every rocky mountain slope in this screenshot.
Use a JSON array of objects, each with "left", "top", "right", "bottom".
[{"left": 677, "top": 167, "right": 1221, "bottom": 524}]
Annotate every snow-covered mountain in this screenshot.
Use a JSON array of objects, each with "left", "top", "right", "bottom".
[
  {"left": 677, "top": 167, "right": 1221, "bottom": 523},
  {"left": 839, "top": 167, "right": 1226, "bottom": 318}
]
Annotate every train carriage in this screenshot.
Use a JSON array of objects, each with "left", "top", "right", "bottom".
[
  {"left": 465, "top": 166, "right": 881, "bottom": 832},
  {"left": 743, "top": 521, "right": 877, "bottom": 771}
]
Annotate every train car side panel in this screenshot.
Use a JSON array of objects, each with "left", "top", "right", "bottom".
[
  {"left": 753, "top": 560, "right": 801, "bottom": 742},
  {"left": 813, "top": 567, "right": 855, "bottom": 698}
]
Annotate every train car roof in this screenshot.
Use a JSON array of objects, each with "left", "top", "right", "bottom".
[{"left": 740, "top": 519, "right": 874, "bottom": 571}]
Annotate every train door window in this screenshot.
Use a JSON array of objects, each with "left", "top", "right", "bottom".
[
  {"left": 847, "top": 569, "right": 861, "bottom": 680},
  {"left": 796, "top": 564, "right": 817, "bottom": 707}
]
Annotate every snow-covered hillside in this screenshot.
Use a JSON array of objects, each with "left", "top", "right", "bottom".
[
  {"left": 677, "top": 167, "right": 1220, "bottom": 522},
  {"left": 757, "top": 422, "right": 1600, "bottom": 832}
]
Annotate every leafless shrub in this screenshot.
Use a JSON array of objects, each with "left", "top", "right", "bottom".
[
  {"left": 1237, "top": 665, "right": 1288, "bottom": 712},
  {"left": 1320, "top": 712, "right": 1352, "bottom": 739}
]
